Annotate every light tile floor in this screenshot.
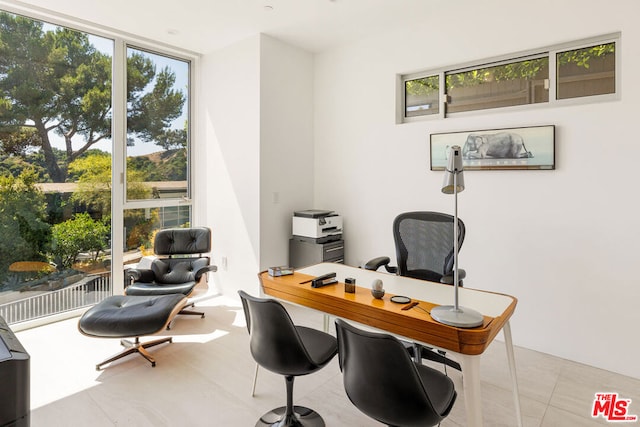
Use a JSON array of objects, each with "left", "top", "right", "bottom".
[{"left": 15, "top": 295, "right": 640, "bottom": 426}]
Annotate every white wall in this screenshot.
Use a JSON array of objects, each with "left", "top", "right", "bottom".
[
  {"left": 200, "top": 34, "right": 314, "bottom": 297},
  {"left": 199, "top": 0, "right": 640, "bottom": 379},
  {"left": 313, "top": 0, "right": 640, "bottom": 379},
  {"left": 260, "top": 35, "right": 315, "bottom": 270},
  {"left": 200, "top": 36, "right": 262, "bottom": 296}
]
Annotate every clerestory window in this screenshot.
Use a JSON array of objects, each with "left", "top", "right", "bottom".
[{"left": 399, "top": 34, "right": 619, "bottom": 123}]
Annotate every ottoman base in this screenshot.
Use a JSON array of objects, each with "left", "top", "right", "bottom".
[{"left": 95, "top": 336, "right": 172, "bottom": 370}]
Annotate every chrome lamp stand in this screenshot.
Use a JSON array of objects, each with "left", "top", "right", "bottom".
[{"left": 431, "top": 145, "right": 484, "bottom": 328}]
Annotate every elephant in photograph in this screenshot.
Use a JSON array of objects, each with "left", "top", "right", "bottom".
[{"left": 462, "top": 132, "right": 533, "bottom": 159}]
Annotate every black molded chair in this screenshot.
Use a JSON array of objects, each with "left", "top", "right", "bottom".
[
  {"left": 239, "top": 290, "right": 337, "bottom": 427},
  {"left": 365, "top": 211, "right": 465, "bottom": 371},
  {"left": 335, "top": 319, "right": 457, "bottom": 427},
  {"left": 126, "top": 227, "right": 216, "bottom": 317}
]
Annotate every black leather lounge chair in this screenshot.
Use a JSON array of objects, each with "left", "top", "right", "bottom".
[{"left": 125, "top": 227, "right": 217, "bottom": 318}]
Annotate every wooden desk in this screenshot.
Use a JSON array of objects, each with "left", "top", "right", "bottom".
[{"left": 259, "top": 263, "right": 523, "bottom": 427}]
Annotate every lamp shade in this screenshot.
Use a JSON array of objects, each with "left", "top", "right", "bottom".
[{"left": 442, "top": 145, "right": 465, "bottom": 194}]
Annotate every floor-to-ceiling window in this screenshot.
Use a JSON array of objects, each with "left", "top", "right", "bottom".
[
  {"left": 122, "top": 47, "right": 191, "bottom": 262},
  {"left": 0, "top": 10, "right": 193, "bottom": 325}
]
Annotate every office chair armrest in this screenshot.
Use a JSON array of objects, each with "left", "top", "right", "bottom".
[
  {"left": 363, "top": 257, "right": 397, "bottom": 274},
  {"left": 195, "top": 265, "right": 217, "bottom": 281},
  {"left": 126, "top": 268, "right": 155, "bottom": 284},
  {"left": 440, "top": 268, "right": 466, "bottom": 285}
]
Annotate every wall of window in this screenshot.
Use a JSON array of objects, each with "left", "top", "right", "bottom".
[
  {"left": 0, "top": 8, "right": 195, "bottom": 325},
  {"left": 399, "top": 34, "right": 619, "bottom": 123}
]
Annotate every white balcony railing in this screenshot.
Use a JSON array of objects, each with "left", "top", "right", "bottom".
[{"left": 0, "top": 272, "right": 112, "bottom": 325}]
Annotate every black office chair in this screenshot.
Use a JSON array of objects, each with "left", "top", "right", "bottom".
[
  {"left": 365, "top": 211, "right": 465, "bottom": 285},
  {"left": 335, "top": 319, "right": 457, "bottom": 427},
  {"left": 238, "top": 290, "right": 338, "bottom": 427},
  {"left": 125, "top": 227, "right": 216, "bottom": 318},
  {"left": 365, "top": 211, "right": 465, "bottom": 371}
]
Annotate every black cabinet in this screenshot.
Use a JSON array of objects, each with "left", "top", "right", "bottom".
[
  {"left": 289, "top": 238, "right": 344, "bottom": 268},
  {"left": 0, "top": 316, "right": 30, "bottom": 427}
]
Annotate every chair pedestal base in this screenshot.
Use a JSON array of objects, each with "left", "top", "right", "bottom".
[
  {"left": 95, "top": 336, "right": 172, "bottom": 370},
  {"left": 256, "top": 375, "right": 325, "bottom": 427},
  {"left": 256, "top": 406, "right": 324, "bottom": 427}
]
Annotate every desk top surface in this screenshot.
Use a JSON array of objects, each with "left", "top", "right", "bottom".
[{"left": 259, "top": 263, "right": 517, "bottom": 355}]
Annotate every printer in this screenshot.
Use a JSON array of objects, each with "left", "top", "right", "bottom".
[{"left": 292, "top": 210, "right": 342, "bottom": 243}]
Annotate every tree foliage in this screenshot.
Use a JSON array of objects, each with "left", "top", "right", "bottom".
[
  {"left": 0, "top": 12, "right": 186, "bottom": 182},
  {"left": 68, "top": 152, "right": 151, "bottom": 216},
  {"left": 446, "top": 57, "right": 549, "bottom": 90},
  {"left": 405, "top": 75, "right": 438, "bottom": 97},
  {"left": 0, "top": 169, "right": 51, "bottom": 276},
  {"left": 51, "top": 212, "right": 109, "bottom": 268},
  {"left": 556, "top": 42, "right": 615, "bottom": 68}
]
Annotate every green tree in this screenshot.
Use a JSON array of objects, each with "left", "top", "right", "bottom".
[
  {"left": 0, "top": 12, "right": 186, "bottom": 182},
  {"left": 0, "top": 126, "right": 41, "bottom": 157},
  {"left": 51, "top": 212, "right": 109, "bottom": 268},
  {"left": 68, "top": 151, "right": 151, "bottom": 216},
  {"left": 0, "top": 169, "right": 51, "bottom": 277},
  {"left": 0, "top": 154, "right": 49, "bottom": 181}
]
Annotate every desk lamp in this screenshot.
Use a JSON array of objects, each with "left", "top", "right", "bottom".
[{"left": 431, "top": 145, "right": 484, "bottom": 328}]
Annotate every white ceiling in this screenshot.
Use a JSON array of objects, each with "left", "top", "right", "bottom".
[{"left": 5, "top": 0, "right": 435, "bottom": 54}]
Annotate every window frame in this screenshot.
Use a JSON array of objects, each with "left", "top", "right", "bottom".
[
  {"left": 398, "top": 33, "right": 620, "bottom": 124},
  {"left": 121, "top": 44, "right": 193, "bottom": 208},
  {"left": 0, "top": 3, "right": 200, "bottom": 302},
  {"left": 554, "top": 40, "right": 618, "bottom": 102},
  {"left": 113, "top": 40, "right": 197, "bottom": 293}
]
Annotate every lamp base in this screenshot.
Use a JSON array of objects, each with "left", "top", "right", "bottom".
[{"left": 431, "top": 305, "right": 484, "bottom": 328}]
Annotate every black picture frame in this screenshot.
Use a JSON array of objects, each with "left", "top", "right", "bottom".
[{"left": 430, "top": 125, "right": 555, "bottom": 171}]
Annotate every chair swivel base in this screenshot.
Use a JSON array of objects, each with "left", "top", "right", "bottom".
[
  {"left": 95, "top": 336, "right": 172, "bottom": 370},
  {"left": 256, "top": 406, "right": 325, "bottom": 427}
]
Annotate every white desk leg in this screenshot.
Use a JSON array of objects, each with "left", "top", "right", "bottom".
[
  {"left": 503, "top": 320, "right": 523, "bottom": 427},
  {"left": 323, "top": 313, "right": 330, "bottom": 333},
  {"left": 460, "top": 354, "right": 483, "bottom": 427}
]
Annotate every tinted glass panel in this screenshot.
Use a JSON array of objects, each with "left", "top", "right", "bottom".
[
  {"left": 123, "top": 206, "right": 191, "bottom": 263},
  {"left": 126, "top": 47, "right": 189, "bottom": 201},
  {"left": 405, "top": 76, "right": 439, "bottom": 117},
  {"left": 557, "top": 42, "right": 615, "bottom": 100},
  {"left": 445, "top": 57, "right": 549, "bottom": 114},
  {"left": 0, "top": 12, "right": 113, "bottom": 323}
]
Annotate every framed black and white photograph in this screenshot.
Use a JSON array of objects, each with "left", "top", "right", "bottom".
[{"left": 430, "top": 125, "right": 555, "bottom": 171}]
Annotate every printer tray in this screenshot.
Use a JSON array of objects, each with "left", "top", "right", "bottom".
[
  {"left": 292, "top": 234, "right": 342, "bottom": 244},
  {"left": 293, "top": 210, "right": 334, "bottom": 218}
]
